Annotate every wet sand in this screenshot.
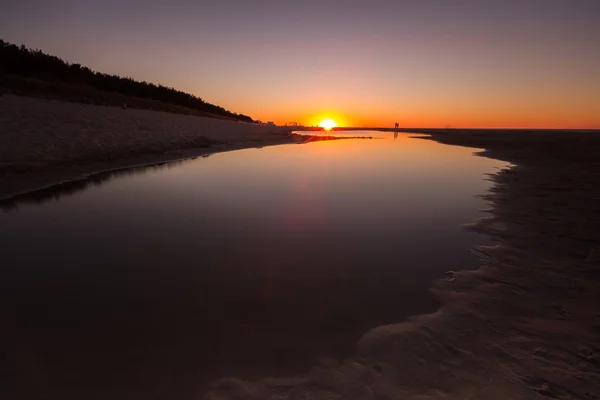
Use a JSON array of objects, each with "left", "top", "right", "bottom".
[
  {"left": 204, "top": 130, "right": 600, "bottom": 399},
  {"left": 0, "top": 95, "right": 322, "bottom": 199}
]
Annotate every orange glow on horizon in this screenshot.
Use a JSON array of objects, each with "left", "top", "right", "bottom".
[
  {"left": 258, "top": 109, "right": 600, "bottom": 130},
  {"left": 235, "top": 82, "right": 600, "bottom": 130}
]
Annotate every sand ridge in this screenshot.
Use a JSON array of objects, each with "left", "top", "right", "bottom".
[{"left": 0, "top": 95, "right": 316, "bottom": 199}]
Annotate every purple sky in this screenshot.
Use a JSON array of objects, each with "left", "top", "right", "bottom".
[{"left": 2, "top": 0, "right": 599, "bottom": 127}]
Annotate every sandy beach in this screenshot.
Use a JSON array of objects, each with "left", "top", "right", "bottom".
[
  {"left": 3, "top": 95, "right": 600, "bottom": 398},
  {"left": 0, "top": 94, "right": 314, "bottom": 199},
  {"left": 3, "top": 0, "right": 599, "bottom": 397},
  {"left": 200, "top": 130, "right": 600, "bottom": 399}
]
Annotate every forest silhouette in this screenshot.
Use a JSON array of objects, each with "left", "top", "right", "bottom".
[{"left": 0, "top": 39, "right": 254, "bottom": 122}]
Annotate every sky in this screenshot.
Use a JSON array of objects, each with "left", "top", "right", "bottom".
[{"left": 2, "top": 0, "right": 600, "bottom": 128}]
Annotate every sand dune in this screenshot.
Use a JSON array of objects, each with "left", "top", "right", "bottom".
[
  {"left": 0, "top": 95, "right": 301, "bottom": 198},
  {"left": 0, "top": 94, "right": 296, "bottom": 174}
]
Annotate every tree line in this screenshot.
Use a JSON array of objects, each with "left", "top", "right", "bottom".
[{"left": 0, "top": 39, "right": 254, "bottom": 122}]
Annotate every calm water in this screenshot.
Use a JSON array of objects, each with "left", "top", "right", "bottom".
[{"left": 0, "top": 132, "right": 506, "bottom": 399}]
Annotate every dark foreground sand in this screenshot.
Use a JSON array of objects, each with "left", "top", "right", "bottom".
[{"left": 201, "top": 130, "right": 600, "bottom": 399}]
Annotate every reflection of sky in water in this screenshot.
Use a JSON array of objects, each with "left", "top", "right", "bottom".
[{"left": 0, "top": 133, "right": 508, "bottom": 400}]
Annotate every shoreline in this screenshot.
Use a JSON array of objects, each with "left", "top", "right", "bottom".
[
  {"left": 0, "top": 134, "right": 308, "bottom": 201},
  {"left": 0, "top": 134, "right": 372, "bottom": 202},
  {"left": 204, "top": 130, "right": 600, "bottom": 399},
  {"left": 0, "top": 94, "right": 330, "bottom": 200}
]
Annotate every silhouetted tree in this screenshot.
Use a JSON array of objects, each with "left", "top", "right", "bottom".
[{"left": 0, "top": 39, "right": 254, "bottom": 122}]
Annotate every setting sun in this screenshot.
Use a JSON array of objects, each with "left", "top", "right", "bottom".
[{"left": 318, "top": 118, "right": 337, "bottom": 130}]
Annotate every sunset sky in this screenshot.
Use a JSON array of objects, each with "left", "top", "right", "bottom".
[{"left": 2, "top": 0, "right": 599, "bottom": 128}]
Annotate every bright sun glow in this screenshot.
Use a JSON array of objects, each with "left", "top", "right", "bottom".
[{"left": 318, "top": 118, "right": 337, "bottom": 130}]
